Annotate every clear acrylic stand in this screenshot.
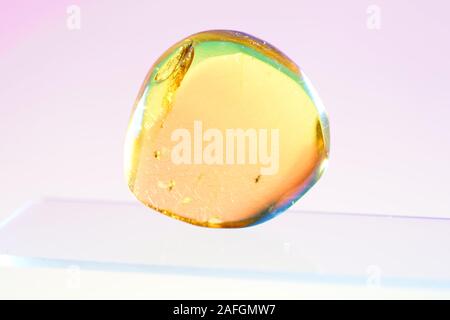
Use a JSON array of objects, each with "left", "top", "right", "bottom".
[{"left": 1, "top": 198, "right": 450, "bottom": 297}]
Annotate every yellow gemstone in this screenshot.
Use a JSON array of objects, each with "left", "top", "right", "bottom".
[{"left": 124, "top": 30, "right": 329, "bottom": 228}]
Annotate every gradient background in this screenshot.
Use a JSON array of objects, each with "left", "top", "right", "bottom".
[{"left": 1, "top": 0, "right": 450, "bottom": 224}]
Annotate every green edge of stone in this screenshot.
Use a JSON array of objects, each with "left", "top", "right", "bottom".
[
  {"left": 144, "top": 40, "right": 318, "bottom": 105},
  {"left": 190, "top": 41, "right": 300, "bottom": 82}
]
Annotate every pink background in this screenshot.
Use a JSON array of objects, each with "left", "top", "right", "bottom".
[{"left": 1, "top": 0, "right": 449, "bottom": 222}]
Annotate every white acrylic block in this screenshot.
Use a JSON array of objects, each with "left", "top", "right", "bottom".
[{"left": 0, "top": 198, "right": 449, "bottom": 296}]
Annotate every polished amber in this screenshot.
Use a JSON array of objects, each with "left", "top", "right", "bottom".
[{"left": 124, "top": 30, "right": 329, "bottom": 228}]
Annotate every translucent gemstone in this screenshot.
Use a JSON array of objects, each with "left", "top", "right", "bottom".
[{"left": 124, "top": 30, "right": 330, "bottom": 228}]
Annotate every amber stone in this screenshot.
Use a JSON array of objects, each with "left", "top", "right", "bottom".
[{"left": 124, "top": 30, "right": 329, "bottom": 228}]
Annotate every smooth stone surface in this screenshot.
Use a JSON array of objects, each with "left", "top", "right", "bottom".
[{"left": 124, "top": 30, "right": 329, "bottom": 228}]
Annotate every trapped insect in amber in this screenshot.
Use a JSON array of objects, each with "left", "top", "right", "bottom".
[{"left": 124, "top": 30, "right": 330, "bottom": 228}]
